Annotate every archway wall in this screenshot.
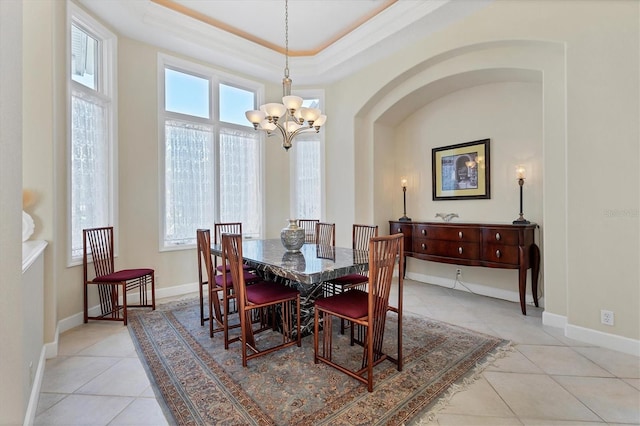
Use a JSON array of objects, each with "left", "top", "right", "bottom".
[{"left": 323, "top": 0, "right": 639, "bottom": 340}]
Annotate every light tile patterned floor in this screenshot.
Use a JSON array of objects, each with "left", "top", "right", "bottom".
[{"left": 35, "top": 280, "right": 640, "bottom": 425}]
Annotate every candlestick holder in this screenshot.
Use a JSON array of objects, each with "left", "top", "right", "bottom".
[
  {"left": 399, "top": 178, "right": 411, "bottom": 222},
  {"left": 513, "top": 166, "right": 530, "bottom": 225}
]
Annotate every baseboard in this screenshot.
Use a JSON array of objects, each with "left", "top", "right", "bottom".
[
  {"left": 543, "top": 311, "right": 639, "bottom": 357},
  {"left": 23, "top": 346, "right": 46, "bottom": 426},
  {"left": 406, "top": 271, "right": 544, "bottom": 307}
]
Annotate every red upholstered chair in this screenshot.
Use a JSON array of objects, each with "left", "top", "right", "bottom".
[
  {"left": 197, "top": 223, "right": 257, "bottom": 327},
  {"left": 313, "top": 233, "right": 404, "bottom": 392},
  {"left": 221, "top": 233, "right": 301, "bottom": 366},
  {"left": 197, "top": 230, "right": 260, "bottom": 347},
  {"left": 324, "top": 224, "right": 378, "bottom": 297},
  {"left": 298, "top": 219, "right": 319, "bottom": 243},
  {"left": 315, "top": 222, "right": 335, "bottom": 247},
  {"left": 324, "top": 224, "right": 379, "bottom": 333},
  {"left": 83, "top": 226, "right": 155, "bottom": 325}
]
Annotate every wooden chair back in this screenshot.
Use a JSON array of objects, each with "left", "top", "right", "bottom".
[
  {"left": 315, "top": 222, "right": 335, "bottom": 247},
  {"left": 298, "top": 219, "right": 319, "bottom": 243},
  {"left": 353, "top": 224, "right": 378, "bottom": 251},
  {"left": 83, "top": 226, "right": 115, "bottom": 282}
]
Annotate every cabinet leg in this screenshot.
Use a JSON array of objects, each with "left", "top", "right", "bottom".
[
  {"left": 518, "top": 246, "right": 527, "bottom": 315},
  {"left": 530, "top": 244, "right": 540, "bottom": 308}
]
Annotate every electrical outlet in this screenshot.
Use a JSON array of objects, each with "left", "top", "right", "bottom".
[
  {"left": 601, "top": 309, "right": 614, "bottom": 326},
  {"left": 455, "top": 268, "right": 462, "bottom": 278}
]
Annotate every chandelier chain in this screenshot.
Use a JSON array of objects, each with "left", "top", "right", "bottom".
[{"left": 284, "top": 0, "right": 289, "bottom": 78}]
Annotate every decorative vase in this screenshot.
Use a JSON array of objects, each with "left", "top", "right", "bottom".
[
  {"left": 280, "top": 219, "right": 305, "bottom": 252},
  {"left": 22, "top": 211, "right": 34, "bottom": 242}
]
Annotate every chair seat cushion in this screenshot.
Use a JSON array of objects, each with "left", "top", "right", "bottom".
[
  {"left": 95, "top": 268, "right": 153, "bottom": 282},
  {"left": 246, "top": 281, "right": 299, "bottom": 305},
  {"left": 315, "top": 289, "right": 368, "bottom": 318},
  {"left": 214, "top": 271, "right": 260, "bottom": 287},
  {"left": 327, "top": 273, "right": 368, "bottom": 286}
]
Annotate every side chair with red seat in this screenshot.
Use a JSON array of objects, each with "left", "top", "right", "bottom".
[
  {"left": 197, "top": 229, "right": 260, "bottom": 347},
  {"left": 197, "top": 223, "right": 258, "bottom": 327},
  {"left": 221, "top": 233, "right": 301, "bottom": 366},
  {"left": 313, "top": 233, "right": 404, "bottom": 392},
  {"left": 83, "top": 226, "right": 155, "bottom": 326}
]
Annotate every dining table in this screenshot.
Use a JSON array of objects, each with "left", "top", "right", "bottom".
[{"left": 211, "top": 238, "right": 369, "bottom": 336}]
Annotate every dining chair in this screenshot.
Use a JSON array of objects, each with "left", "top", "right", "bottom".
[
  {"left": 313, "top": 233, "right": 404, "bottom": 392},
  {"left": 298, "top": 219, "right": 319, "bottom": 243},
  {"left": 83, "top": 226, "right": 155, "bottom": 325},
  {"left": 197, "top": 230, "right": 260, "bottom": 344},
  {"left": 197, "top": 223, "right": 255, "bottom": 327},
  {"left": 222, "top": 233, "right": 301, "bottom": 366},
  {"left": 324, "top": 224, "right": 378, "bottom": 297},
  {"left": 315, "top": 222, "right": 335, "bottom": 247},
  {"left": 323, "top": 224, "right": 378, "bottom": 333}
]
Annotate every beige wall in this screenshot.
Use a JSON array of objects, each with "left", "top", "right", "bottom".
[
  {"left": 391, "top": 81, "right": 543, "bottom": 297},
  {"left": 326, "top": 0, "right": 639, "bottom": 341}
]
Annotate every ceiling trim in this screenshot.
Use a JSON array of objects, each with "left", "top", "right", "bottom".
[{"left": 150, "top": 0, "right": 398, "bottom": 57}]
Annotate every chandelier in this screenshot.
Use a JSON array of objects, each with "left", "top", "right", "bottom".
[{"left": 245, "top": 0, "right": 327, "bottom": 151}]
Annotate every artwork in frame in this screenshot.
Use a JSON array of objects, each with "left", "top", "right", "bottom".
[{"left": 432, "top": 139, "right": 490, "bottom": 200}]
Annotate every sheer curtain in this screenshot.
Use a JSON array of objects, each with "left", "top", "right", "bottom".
[
  {"left": 219, "top": 127, "right": 262, "bottom": 238},
  {"left": 164, "top": 120, "right": 215, "bottom": 245},
  {"left": 70, "top": 92, "right": 110, "bottom": 258},
  {"left": 293, "top": 135, "right": 321, "bottom": 220}
]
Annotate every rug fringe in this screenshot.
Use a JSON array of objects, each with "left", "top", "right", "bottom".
[{"left": 409, "top": 341, "right": 515, "bottom": 425}]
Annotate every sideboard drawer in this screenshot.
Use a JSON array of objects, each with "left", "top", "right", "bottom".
[
  {"left": 483, "top": 244, "right": 519, "bottom": 265},
  {"left": 414, "top": 225, "right": 481, "bottom": 242},
  {"left": 414, "top": 238, "right": 480, "bottom": 260},
  {"left": 482, "top": 228, "right": 520, "bottom": 245}
]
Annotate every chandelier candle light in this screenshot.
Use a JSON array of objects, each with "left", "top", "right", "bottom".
[
  {"left": 245, "top": 0, "right": 327, "bottom": 151},
  {"left": 513, "top": 165, "right": 530, "bottom": 224},
  {"left": 399, "top": 177, "right": 412, "bottom": 222}
]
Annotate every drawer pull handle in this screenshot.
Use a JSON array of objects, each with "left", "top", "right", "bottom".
[
  {"left": 496, "top": 232, "right": 501, "bottom": 241},
  {"left": 397, "top": 228, "right": 401, "bottom": 233},
  {"left": 458, "top": 247, "right": 463, "bottom": 254},
  {"left": 458, "top": 231, "right": 463, "bottom": 239},
  {"left": 421, "top": 243, "right": 426, "bottom": 250},
  {"left": 421, "top": 229, "right": 427, "bottom": 236},
  {"left": 496, "top": 249, "right": 501, "bottom": 258}
]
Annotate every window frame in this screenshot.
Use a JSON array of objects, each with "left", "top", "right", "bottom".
[
  {"left": 67, "top": 2, "right": 118, "bottom": 266},
  {"left": 289, "top": 89, "right": 326, "bottom": 221},
  {"left": 158, "top": 54, "right": 265, "bottom": 251}
]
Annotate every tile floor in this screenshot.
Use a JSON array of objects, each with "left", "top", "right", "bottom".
[{"left": 35, "top": 279, "right": 640, "bottom": 425}]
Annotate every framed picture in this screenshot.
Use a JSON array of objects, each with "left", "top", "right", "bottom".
[{"left": 432, "top": 139, "right": 490, "bottom": 200}]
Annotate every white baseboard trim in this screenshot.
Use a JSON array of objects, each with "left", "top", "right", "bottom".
[
  {"left": 23, "top": 346, "right": 46, "bottom": 426},
  {"left": 406, "top": 271, "right": 544, "bottom": 307},
  {"left": 543, "top": 310, "right": 639, "bottom": 357},
  {"left": 565, "top": 324, "right": 640, "bottom": 357}
]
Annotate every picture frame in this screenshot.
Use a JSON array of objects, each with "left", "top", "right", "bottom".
[{"left": 432, "top": 139, "right": 490, "bottom": 200}]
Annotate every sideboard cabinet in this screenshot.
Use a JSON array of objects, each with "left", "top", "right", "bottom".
[{"left": 389, "top": 221, "right": 540, "bottom": 315}]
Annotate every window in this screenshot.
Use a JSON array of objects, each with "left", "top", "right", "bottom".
[
  {"left": 160, "top": 56, "right": 264, "bottom": 249},
  {"left": 68, "top": 4, "right": 117, "bottom": 262},
  {"left": 291, "top": 95, "right": 324, "bottom": 220}
]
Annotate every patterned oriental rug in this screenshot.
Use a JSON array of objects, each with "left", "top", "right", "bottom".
[{"left": 128, "top": 296, "right": 511, "bottom": 426}]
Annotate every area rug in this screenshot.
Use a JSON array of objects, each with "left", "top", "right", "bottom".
[{"left": 128, "top": 296, "right": 511, "bottom": 426}]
